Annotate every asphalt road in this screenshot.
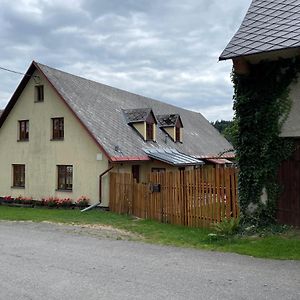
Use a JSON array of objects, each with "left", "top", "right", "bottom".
[{"left": 0, "top": 221, "right": 299, "bottom": 300}]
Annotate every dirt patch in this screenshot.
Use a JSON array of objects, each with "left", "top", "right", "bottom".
[
  {"left": 41, "top": 221, "right": 142, "bottom": 240},
  {"left": 0, "top": 220, "right": 142, "bottom": 241}
]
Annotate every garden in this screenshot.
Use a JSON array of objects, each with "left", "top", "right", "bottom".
[{"left": 0, "top": 195, "right": 90, "bottom": 209}]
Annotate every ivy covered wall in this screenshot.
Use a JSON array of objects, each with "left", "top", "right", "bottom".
[{"left": 232, "top": 57, "right": 300, "bottom": 226}]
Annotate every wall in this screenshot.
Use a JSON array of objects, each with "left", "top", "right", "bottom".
[
  {"left": 280, "top": 76, "right": 300, "bottom": 137},
  {"left": 242, "top": 52, "right": 300, "bottom": 138},
  {"left": 0, "top": 70, "right": 110, "bottom": 205},
  {"left": 112, "top": 160, "right": 193, "bottom": 184}
]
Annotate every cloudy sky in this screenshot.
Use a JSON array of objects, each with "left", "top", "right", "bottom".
[{"left": 0, "top": 0, "right": 251, "bottom": 121}]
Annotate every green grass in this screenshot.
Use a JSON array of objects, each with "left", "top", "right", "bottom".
[{"left": 0, "top": 206, "right": 299, "bottom": 260}]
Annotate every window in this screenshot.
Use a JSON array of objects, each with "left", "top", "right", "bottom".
[
  {"left": 175, "top": 126, "right": 180, "bottom": 142},
  {"left": 13, "top": 164, "right": 25, "bottom": 188},
  {"left": 35, "top": 85, "right": 44, "bottom": 102},
  {"left": 19, "top": 120, "right": 29, "bottom": 141},
  {"left": 132, "top": 165, "right": 140, "bottom": 183},
  {"left": 146, "top": 122, "right": 154, "bottom": 140},
  {"left": 57, "top": 165, "right": 73, "bottom": 190},
  {"left": 52, "top": 118, "right": 64, "bottom": 140}
]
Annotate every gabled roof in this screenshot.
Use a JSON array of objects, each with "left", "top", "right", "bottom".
[
  {"left": 0, "top": 61, "right": 233, "bottom": 161},
  {"left": 220, "top": 0, "right": 300, "bottom": 60},
  {"left": 123, "top": 108, "right": 156, "bottom": 124},
  {"left": 157, "top": 114, "right": 183, "bottom": 128}
]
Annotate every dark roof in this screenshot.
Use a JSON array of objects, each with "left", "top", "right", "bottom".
[
  {"left": 0, "top": 110, "right": 3, "bottom": 117},
  {"left": 220, "top": 0, "right": 300, "bottom": 60},
  {"left": 144, "top": 148, "right": 204, "bottom": 166},
  {"left": 0, "top": 61, "right": 233, "bottom": 161},
  {"left": 157, "top": 114, "right": 182, "bottom": 127},
  {"left": 123, "top": 108, "right": 154, "bottom": 123}
]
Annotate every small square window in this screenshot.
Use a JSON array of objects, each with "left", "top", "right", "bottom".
[
  {"left": 35, "top": 85, "right": 44, "bottom": 102},
  {"left": 18, "top": 120, "right": 29, "bottom": 141},
  {"left": 52, "top": 118, "right": 64, "bottom": 140},
  {"left": 12, "top": 164, "right": 25, "bottom": 188},
  {"left": 57, "top": 165, "right": 73, "bottom": 190}
]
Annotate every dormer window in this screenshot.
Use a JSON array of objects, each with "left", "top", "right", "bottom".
[
  {"left": 175, "top": 126, "right": 180, "bottom": 142},
  {"left": 146, "top": 121, "right": 154, "bottom": 140},
  {"left": 123, "top": 108, "right": 157, "bottom": 142},
  {"left": 35, "top": 85, "right": 44, "bottom": 102},
  {"left": 157, "top": 114, "right": 183, "bottom": 143}
]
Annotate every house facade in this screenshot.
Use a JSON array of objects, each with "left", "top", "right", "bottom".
[
  {"left": 0, "top": 61, "right": 233, "bottom": 206},
  {"left": 220, "top": 0, "right": 300, "bottom": 226}
]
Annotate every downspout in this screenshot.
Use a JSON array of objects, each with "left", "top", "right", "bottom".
[
  {"left": 99, "top": 166, "right": 114, "bottom": 204},
  {"left": 81, "top": 166, "right": 114, "bottom": 212}
]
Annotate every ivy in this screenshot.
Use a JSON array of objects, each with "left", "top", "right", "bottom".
[{"left": 232, "top": 57, "right": 300, "bottom": 227}]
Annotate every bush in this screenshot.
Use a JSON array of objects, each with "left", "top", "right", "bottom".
[
  {"left": 15, "top": 196, "right": 34, "bottom": 205},
  {"left": 76, "top": 196, "right": 90, "bottom": 208},
  {"left": 211, "top": 217, "right": 240, "bottom": 237}
]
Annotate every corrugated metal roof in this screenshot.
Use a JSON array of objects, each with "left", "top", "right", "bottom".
[
  {"left": 144, "top": 148, "right": 204, "bottom": 166},
  {"left": 220, "top": 0, "right": 300, "bottom": 60}
]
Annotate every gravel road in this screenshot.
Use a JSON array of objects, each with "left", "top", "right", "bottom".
[{"left": 0, "top": 221, "right": 299, "bottom": 300}]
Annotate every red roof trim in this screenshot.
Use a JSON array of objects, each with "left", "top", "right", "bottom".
[
  {"left": 33, "top": 61, "right": 112, "bottom": 162},
  {"left": 197, "top": 153, "right": 235, "bottom": 159},
  {"left": 111, "top": 155, "right": 151, "bottom": 162}
]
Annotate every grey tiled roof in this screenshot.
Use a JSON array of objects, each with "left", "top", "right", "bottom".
[
  {"left": 157, "top": 114, "right": 180, "bottom": 127},
  {"left": 220, "top": 0, "right": 300, "bottom": 60},
  {"left": 123, "top": 108, "right": 152, "bottom": 123},
  {"left": 36, "top": 62, "right": 232, "bottom": 159}
]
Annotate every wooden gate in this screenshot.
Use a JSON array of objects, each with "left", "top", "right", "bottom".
[{"left": 277, "top": 141, "right": 300, "bottom": 227}]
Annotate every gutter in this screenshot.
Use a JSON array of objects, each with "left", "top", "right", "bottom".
[{"left": 81, "top": 166, "right": 114, "bottom": 212}]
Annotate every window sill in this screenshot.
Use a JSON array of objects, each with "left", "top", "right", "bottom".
[
  {"left": 56, "top": 189, "right": 72, "bottom": 192},
  {"left": 11, "top": 186, "right": 25, "bottom": 189},
  {"left": 50, "top": 138, "right": 64, "bottom": 141},
  {"left": 17, "top": 139, "right": 29, "bottom": 142}
]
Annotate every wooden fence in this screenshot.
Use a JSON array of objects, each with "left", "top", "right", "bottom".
[{"left": 109, "top": 167, "right": 239, "bottom": 227}]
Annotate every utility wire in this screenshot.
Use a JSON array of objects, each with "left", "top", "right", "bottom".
[{"left": 0, "top": 66, "right": 36, "bottom": 78}]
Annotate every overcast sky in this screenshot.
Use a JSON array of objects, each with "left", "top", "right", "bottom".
[{"left": 0, "top": 0, "right": 251, "bottom": 121}]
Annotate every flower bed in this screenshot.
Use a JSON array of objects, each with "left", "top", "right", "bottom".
[{"left": 0, "top": 195, "right": 90, "bottom": 209}]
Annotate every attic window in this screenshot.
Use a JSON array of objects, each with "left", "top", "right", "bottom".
[
  {"left": 175, "top": 126, "right": 180, "bottom": 142},
  {"left": 123, "top": 108, "right": 157, "bottom": 142},
  {"left": 146, "top": 122, "right": 154, "bottom": 141},
  {"left": 35, "top": 85, "right": 44, "bottom": 102},
  {"left": 157, "top": 114, "right": 183, "bottom": 143}
]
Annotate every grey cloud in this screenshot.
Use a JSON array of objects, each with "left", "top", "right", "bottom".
[{"left": 0, "top": 0, "right": 252, "bottom": 121}]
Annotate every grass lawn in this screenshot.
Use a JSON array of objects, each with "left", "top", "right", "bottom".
[{"left": 0, "top": 205, "right": 299, "bottom": 260}]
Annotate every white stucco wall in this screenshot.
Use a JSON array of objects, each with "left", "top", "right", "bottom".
[
  {"left": 245, "top": 51, "right": 300, "bottom": 138},
  {"left": 0, "top": 70, "right": 110, "bottom": 205},
  {"left": 280, "top": 75, "right": 300, "bottom": 137}
]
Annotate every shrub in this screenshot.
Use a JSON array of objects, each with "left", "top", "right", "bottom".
[
  {"left": 56, "top": 198, "right": 73, "bottom": 208},
  {"left": 3, "top": 196, "right": 13, "bottom": 203},
  {"left": 211, "top": 217, "right": 240, "bottom": 237},
  {"left": 76, "top": 196, "right": 90, "bottom": 208},
  {"left": 15, "top": 196, "right": 34, "bottom": 205},
  {"left": 42, "top": 197, "right": 58, "bottom": 208}
]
